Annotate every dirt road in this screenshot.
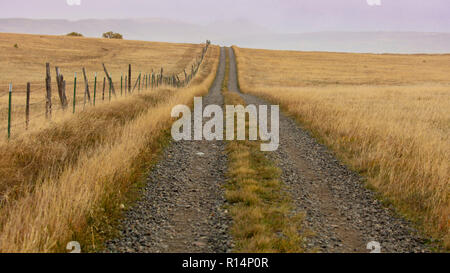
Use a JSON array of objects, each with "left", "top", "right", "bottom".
[{"left": 106, "top": 46, "right": 429, "bottom": 253}]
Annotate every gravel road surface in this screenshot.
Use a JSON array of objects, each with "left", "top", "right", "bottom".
[{"left": 105, "top": 47, "right": 232, "bottom": 253}]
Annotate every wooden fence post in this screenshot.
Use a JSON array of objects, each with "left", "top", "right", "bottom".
[
  {"left": 26, "top": 82, "right": 30, "bottom": 130},
  {"left": 93, "top": 72, "right": 97, "bottom": 106},
  {"left": 55, "top": 67, "right": 68, "bottom": 109},
  {"left": 121, "top": 73, "right": 123, "bottom": 96},
  {"left": 62, "top": 79, "right": 66, "bottom": 109},
  {"left": 132, "top": 75, "right": 139, "bottom": 93},
  {"left": 82, "top": 67, "right": 91, "bottom": 106},
  {"left": 102, "top": 63, "right": 116, "bottom": 97},
  {"left": 125, "top": 75, "right": 128, "bottom": 95},
  {"left": 151, "top": 72, "right": 154, "bottom": 89},
  {"left": 45, "top": 63, "right": 52, "bottom": 119},
  {"left": 138, "top": 73, "right": 141, "bottom": 92},
  {"left": 102, "top": 77, "right": 106, "bottom": 101}
]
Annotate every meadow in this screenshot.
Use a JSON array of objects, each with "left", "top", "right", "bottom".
[{"left": 233, "top": 46, "right": 450, "bottom": 248}]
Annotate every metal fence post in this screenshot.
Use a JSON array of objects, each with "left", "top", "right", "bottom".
[
  {"left": 93, "top": 72, "right": 97, "bottom": 106},
  {"left": 7, "top": 83, "right": 12, "bottom": 139},
  {"left": 73, "top": 72, "right": 77, "bottom": 114}
]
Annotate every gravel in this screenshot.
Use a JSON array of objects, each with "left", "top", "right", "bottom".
[
  {"left": 105, "top": 47, "right": 232, "bottom": 253},
  {"left": 228, "top": 47, "right": 430, "bottom": 253}
]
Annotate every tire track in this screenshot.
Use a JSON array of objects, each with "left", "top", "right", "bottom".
[
  {"left": 227, "top": 47, "right": 429, "bottom": 253},
  {"left": 106, "top": 47, "right": 231, "bottom": 253}
]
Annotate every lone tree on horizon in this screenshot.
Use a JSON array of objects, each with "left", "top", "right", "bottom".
[
  {"left": 67, "top": 32, "right": 83, "bottom": 37},
  {"left": 102, "top": 31, "right": 123, "bottom": 39}
]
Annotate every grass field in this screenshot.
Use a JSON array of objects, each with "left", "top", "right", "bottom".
[
  {"left": 0, "top": 33, "right": 204, "bottom": 139},
  {"left": 0, "top": 33, "right": 219, "bottom": 252},
  {"left": 233, "top": 46, "right": 450, "bottom": 249}
]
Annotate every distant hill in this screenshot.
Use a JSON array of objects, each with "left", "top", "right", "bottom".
[
  {"left": 237, "top": 31, "right": 450, "bottom": 54},
  {"left": 0, "top": 18, "right": 206, "bottom": 43},
  {"left": 1, "top": 18, "right": 450, "bottom": 53}
]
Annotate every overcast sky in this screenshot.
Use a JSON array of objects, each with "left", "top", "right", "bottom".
[{"left": 1, "top": 0, "right": 449, "bottom": 33}]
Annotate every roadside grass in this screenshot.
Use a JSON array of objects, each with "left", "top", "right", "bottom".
[
  {"left": 232, "top": 46, "right": 450, "bottom": 249},
  {"left": 223, "top": 49, "right": 303, "bottom": 253},
  {"left": 0, "top": 45, "right": 220, "bottom": 252},
  {"left": 0, "top": 89, "right": 174, "bottom": 202},
  {"left": 222, "top": 49, "right": 230, "bottom": 90}
]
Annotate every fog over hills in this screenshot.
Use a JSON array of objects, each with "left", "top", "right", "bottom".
[{"left": 1, "top": 18, "right": 450, "bottom": 53}]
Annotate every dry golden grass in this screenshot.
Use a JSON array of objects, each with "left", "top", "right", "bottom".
[
  {"left": 235, "top": 47, "right": 450, "bottom": 87},
  {"left": 0, "top": 40, "right": 219, "bottom": 252},
  {"left": 233, "top": 46, "right": 450, "bottom": 249},
  {"left": 0, "top": 33, "right": 204, "bottom": 137},
  {"left": 223, "top": 50, "right": 303, "bottom": 253},
  {"left": 0, "top": 89, "right": 174, "bottom": 201}
]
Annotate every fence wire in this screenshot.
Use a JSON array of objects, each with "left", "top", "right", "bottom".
[{"left": 1, "top": 41, "right": 211, "bottom": 139}]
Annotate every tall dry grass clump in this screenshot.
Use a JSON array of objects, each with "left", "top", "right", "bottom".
[
  {"left": 233, "top": 46, "right": 450, "bottom": 249},
  {"left": 0, "top": 45, "right": 220, "bottom": 252}
]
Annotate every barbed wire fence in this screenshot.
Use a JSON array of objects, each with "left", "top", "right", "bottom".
[{"left": 1, "top": 40, "right": 211, "bottom": 139}]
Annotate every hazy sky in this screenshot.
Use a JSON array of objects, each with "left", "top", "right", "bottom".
[{"left": 1, "top": 0, "right": 449, "bottom": 33}]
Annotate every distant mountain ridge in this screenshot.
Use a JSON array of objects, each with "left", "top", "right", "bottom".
[{"left": 1, "top": 18, "right": 450, "bottom": 53}]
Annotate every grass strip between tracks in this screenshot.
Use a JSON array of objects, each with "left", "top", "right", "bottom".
[{"left": 222, "top": 49, "right": 304, "bottom": 253}]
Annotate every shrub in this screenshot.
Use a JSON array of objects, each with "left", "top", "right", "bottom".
[
  {"left": 102, "top": 31, "right": 123, "bottom": 39},
  {"left": 67, "top": 32, "right": 83, "bottom": 37}
]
